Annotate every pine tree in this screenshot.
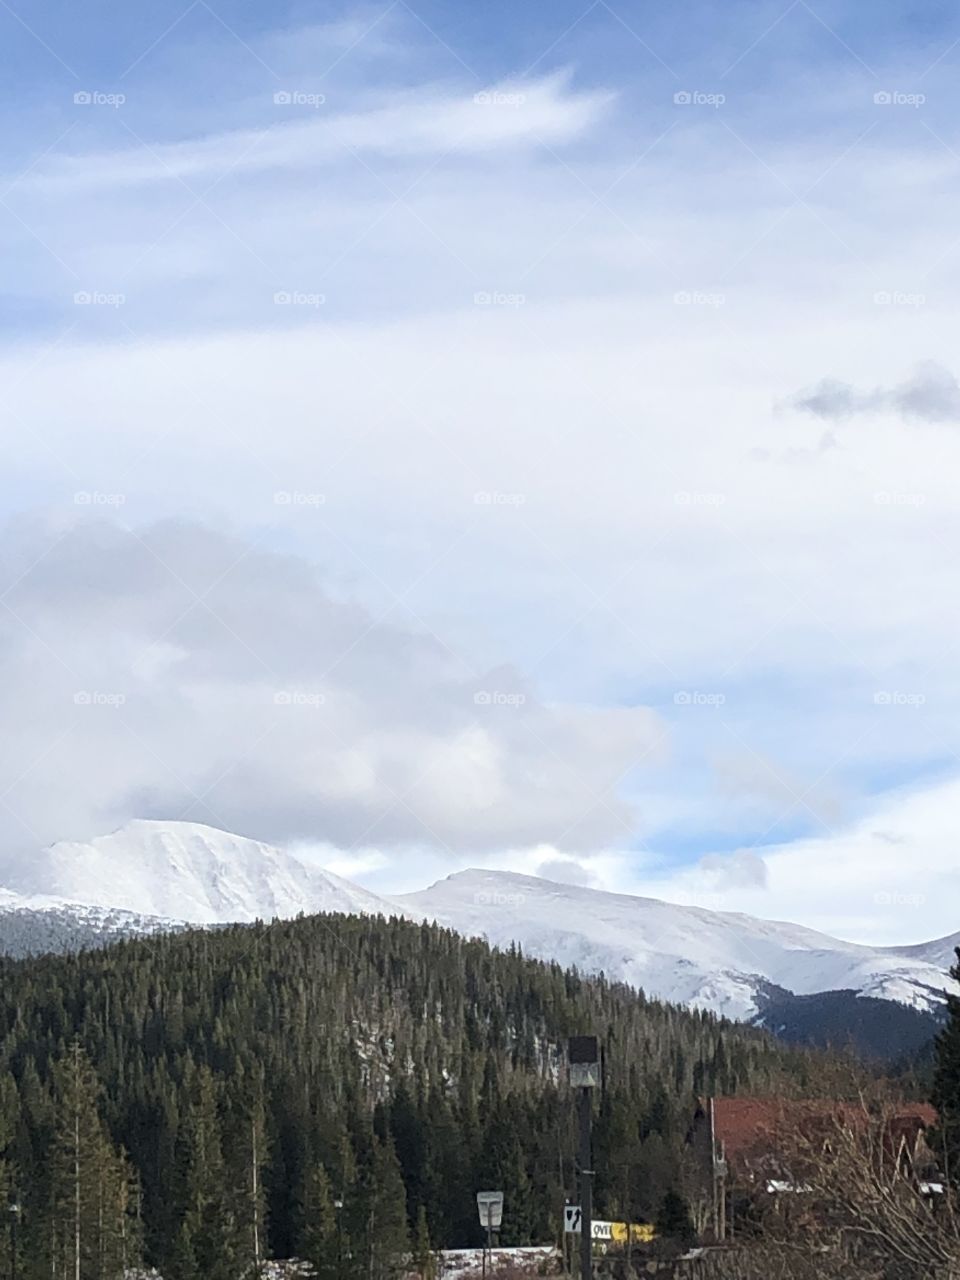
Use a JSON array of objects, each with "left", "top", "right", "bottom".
[
  {"left": 412, "top": 1204, "right": 434, "bottom": 1280},
  {"left": 178, "top": 1066, "right": 239, "bottom": 1280},
  {"left": 51, "top": 1040, "right": 114, "bottom": 1280},
  {"left": 931, "top": 947, "right": 960, "bottom": 1187},
  {"left": 655, "top": 1188, "right": 695, "bottom": 1245},
  {"left": 364, "top": 1137, "right": 409, "bottom": 1280},
  {"left": 300, "top": 1164, "right": 338, "bottom": 1280}
]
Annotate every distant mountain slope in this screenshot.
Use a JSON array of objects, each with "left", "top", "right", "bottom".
[
  {"left": 749, "top": 984, "right": 945, "bottom": 1060},
  {"left": 0, "top": 891, "right": 180, "bottom": 957},
  {"left": 398, "top": 868, "right": 956, "bottom": 1022},
  {"left": 0, "top": 819, "right": 395, "bottom": 924},
  {"left": 0, "top": 822, "right": 954, "bottom": 1051}
]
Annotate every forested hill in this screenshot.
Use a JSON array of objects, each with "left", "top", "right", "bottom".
[{"left": 0, "top": 911, "right": 828, "bottom": 1279}]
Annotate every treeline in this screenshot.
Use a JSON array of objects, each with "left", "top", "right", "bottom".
[{"left": 0, "top": 912, "right": 830, "bottom": 1278}]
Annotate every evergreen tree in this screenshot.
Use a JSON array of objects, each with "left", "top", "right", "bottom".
[
  {"left": 412, "top": 1204, "right": 435, "bottom": 1280},
  {"left": 300, "top": 1164, "right": 337, "bottom": 1280},
  {"left": 655, "top": 1189, "right": 695, "bottom": 1245},
  {"left": 364, "top": 1137, "right": 409, "bottom": 1280}
]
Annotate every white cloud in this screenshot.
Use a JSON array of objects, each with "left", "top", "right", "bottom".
[
  {"left": 31, "top": 73, "right": 611, "bottom": 191},
  {"left": 0, "top": 518, "right": 664, "bottom": 862}
]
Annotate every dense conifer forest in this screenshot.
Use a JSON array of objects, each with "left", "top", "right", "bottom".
[{"left": 0, "top": 912, "right": 833, "bottom": 1279}]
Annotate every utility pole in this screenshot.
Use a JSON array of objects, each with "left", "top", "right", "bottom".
[
  {"left": 568, "top": 1038, "right": 600, "bottom": 1280},
  {"left": 334, "top": 1196, "right": 344, "bottom": 1280},
  {"left": 578, "top": 1089, "right": 593, "bottom": 1280},
  {"left": 8, "top": 1194, "right": 20, "bottom": 1280}
]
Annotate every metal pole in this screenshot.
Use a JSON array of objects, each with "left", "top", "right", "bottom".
[
  {"left": 485, "top": 1207, "right": 493, "bottom": 1278},
  {"left": 578, "top": 1088, "right": 593, "bottom": 1280},
  {"left": 10, "top": 1207, "right": 16, "bottom": 1280}
]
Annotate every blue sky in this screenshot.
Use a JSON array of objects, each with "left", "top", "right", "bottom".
[{"left": 2, "top": 0, "right": 960, "bottom": 941}]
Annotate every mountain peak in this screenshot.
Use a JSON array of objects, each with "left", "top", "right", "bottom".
[{"left": 3, "top": 819, "right": 394, "bottom": 925}]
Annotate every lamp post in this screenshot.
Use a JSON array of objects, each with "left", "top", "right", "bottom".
[
  {"left": 568, "top": 1037, "right": 600, "bottom": 1280},
  {"left": 334, "top": 1196, "right": 344, "bottom": 1280},
  {"left": 7, "top": 1194, "right": 20, "bottom": 1280}
]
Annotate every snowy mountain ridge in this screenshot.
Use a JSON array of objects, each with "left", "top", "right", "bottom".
[
  {"left": 398, "top": 868, "right": 956, "bottom": 1022},
  {"left": 0, "top": 820, "right": 955, "bottom": 1026}
]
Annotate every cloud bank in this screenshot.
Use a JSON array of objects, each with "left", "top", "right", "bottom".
[{"left": 0, "top": 518, "right": 664, "bottom": 861}]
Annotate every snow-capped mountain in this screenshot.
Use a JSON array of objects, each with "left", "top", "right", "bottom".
[
  {"left": 0, "top": 819, "right": 394, "bottom": 924},
  {"left": 0, "top": 821, "right": 955, "bottom": 1042},
  {"left": 397, "top": 868, "right": 956, "bottom": 1022}
]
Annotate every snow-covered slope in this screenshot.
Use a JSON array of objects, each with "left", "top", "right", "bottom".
[
  {"left": 0, "top": 820, "right": 395, "bottom": 924},
  {"left": 0, "top": 822, "right": 954, "bottom": 1028},
  {"left": 0, "top": 890, "right": 182, "bottom": 958},
  {"left": 398, "top": 869, "right": 956, "bottom": 1021}
]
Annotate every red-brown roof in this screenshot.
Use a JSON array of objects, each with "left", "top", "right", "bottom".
[{"left": 708, "top": 1097, "right": 937, "bottom": 1164}]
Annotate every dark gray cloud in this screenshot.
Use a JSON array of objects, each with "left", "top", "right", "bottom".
[
  {"left": 0, "top": 518, "right": 663, "bottom": 861},
  {"left": 789, "top": 361, "right": 960, "bottom": 424}
]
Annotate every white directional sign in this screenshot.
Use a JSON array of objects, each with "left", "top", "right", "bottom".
[
  {"left": 564, "top": 1207, "right": 610, "bottom": 1237},
  {"left": 476, "top": 1191, "right": 504, "bottom": 1230}
]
